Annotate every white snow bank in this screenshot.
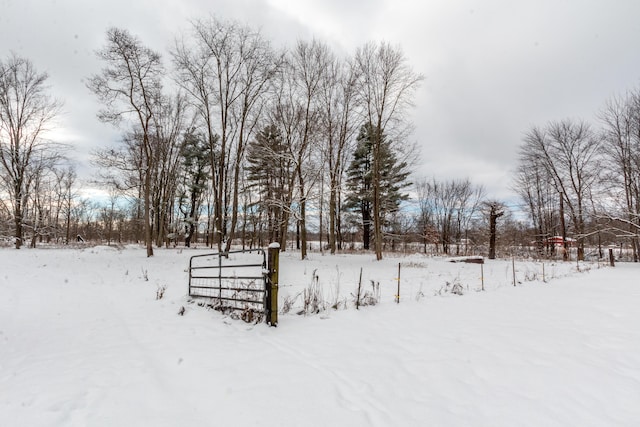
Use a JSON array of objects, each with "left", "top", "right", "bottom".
[{"left": 1, "top": 247, "right": 639, "bottom": 426}]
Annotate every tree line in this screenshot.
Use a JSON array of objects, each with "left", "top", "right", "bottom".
[
  {"left": 2, "top": 17, "right": 424, "bottom": 258},
  {"left": 515, "top": 87, "right": 640, "bottom": 262},
  {"left": 81, "top": 19, "right": 426, "bottom": 260},
  {"left": 4, "top": 15, "right": 639, "bottom": 261},
  {"left": 0, "top": 18, "right": 494, "bottom": 259}
]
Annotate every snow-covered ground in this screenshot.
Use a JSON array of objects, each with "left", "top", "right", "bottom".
[{"left": 1, "top": 246, "right": 639, "bottom": 426}]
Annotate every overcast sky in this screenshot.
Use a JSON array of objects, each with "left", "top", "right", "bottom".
[{"left": 3, "top": 0, "right": 640, "bottom": 202}]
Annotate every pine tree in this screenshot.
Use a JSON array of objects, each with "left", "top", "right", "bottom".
[
  {"left": 177, "top": 130, "right": 210, "bottom": 247},
  {"left": 245, "top": 125, "right": 295, "bottom": 247},
  {"left": 345, "top": 123, "right": 410, "bottom": 250}
]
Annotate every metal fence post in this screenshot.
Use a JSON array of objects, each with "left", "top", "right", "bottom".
[
  {"left": 396, "top": 263, "right": 401, "bottom": 304},
  {"left": 267, "top": 243, "right": 280, "bottom": 326}
]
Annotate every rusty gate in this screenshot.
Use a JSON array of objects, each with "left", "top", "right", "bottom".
[{"left": 188, "top": 248, "right": 278, "bottom": 325}]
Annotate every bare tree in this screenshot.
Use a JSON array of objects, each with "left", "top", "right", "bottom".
[
  {"left": 267, "top": 63, "right": 304, "bottom": 250},
  {"left": 56, "top": 166, "right": 78, "bottom": 244},
  {"left": 173, "top": 16, "right": 278, "bottom": 252},
  {"left": 522, "top": 120, "right": 603, "bottom": 260},
  {"left": 354, "top": 42, "right": 423, "bottom": 260},
  {"left": 415, "top": 177, "right": 483, "bottom": 255},
  {"left": 0, "top": 54, "right": 63, "bottom": 249},
  {"left": 318, "top": 49, "right": 358, "bottom": 254},
  {"left": 90, "top": 130, "right": 146, "bottom": 243},
  {"left": 224, "top": 30, "right": 279, "bottom": 252},
  {"left": 513, "top": 154, "right": 559, "bottom": 257},
  {"left": 87, "top": 27, "right": 163, "bottom": 257},
  {"left": 25, "top": 160, "right": 52, "bottom": 247},
  {"left": 150, "top": 93, "right": 190, "bottom": 247},
  {"left": 452, "top": 181, "right": 484, "bottom": 255},
  {"left": 25, "top": 164, "right": 78, "bottom": 245},
  {"left": 287, "top": 39, "right": 331, "bottom": 259},
  {"left": 599, "top": 90, "right": 640, "bottom": 261},
  {"left": 98, "top": 189, "right": 121, "bottom": 246},
  {"left": 414, "top": 178, "right": 439, "bottom": 253},
  {"left": 485, "top": 201, "right": 505, "bottom": 259}
]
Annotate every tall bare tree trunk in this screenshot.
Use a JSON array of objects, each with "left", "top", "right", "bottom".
[
  {"left": 488, "top": 202, "right": 504, "bottom": 259},
  {"left": 329, "top": 177, "right": 338, "bottom": 254},
  {"left": 559, "top": 192, "right": 568, "bottom": 261},
  {"left": 13, "top": 191, "right": 22, "bottom": 249},
  {"left": 144, "top": 157, "right": 153, "bottom": 257}
]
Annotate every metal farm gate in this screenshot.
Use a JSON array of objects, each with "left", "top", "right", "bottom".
[{"left": 188, "top": 247, "right": 279, "bottom": 325}]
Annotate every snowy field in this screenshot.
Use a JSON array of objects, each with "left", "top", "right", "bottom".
[{"left": 1, "top": 245, "right": 639, "bottom": 426}]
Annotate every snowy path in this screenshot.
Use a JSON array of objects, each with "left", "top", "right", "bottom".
[
  {"left": 1, "top": 248, "right": 639, "bottom": 426},
  {"left": 1, "top": 251, "right": 206, "bottom": 424}
]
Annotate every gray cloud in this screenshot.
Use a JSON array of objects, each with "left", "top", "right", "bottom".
[{"left": 2, "top": 0, "right": 640, "bottom": 200}]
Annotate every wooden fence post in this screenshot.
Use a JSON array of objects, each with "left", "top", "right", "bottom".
[
  {"left": 267, "top": 243, "right": 280, "bottom": 326},
  {"left": 609, "top": 248, "right": 615, "bottom": 267}
]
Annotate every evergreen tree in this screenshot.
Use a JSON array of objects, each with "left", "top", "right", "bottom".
[
  {"left": 245, "top": 125, "right": 295, "bottom": 247},
  {"left": 345, "top": 123, "right": 410, "bottom": 250},
  {"left": 177, "top": 130, "right": 211, "bottom": 247}
]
